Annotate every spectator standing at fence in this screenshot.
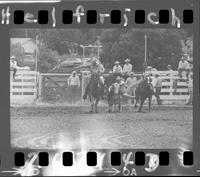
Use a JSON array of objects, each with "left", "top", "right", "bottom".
[
  {"left": 146, "top": 66, "right": 157, "bottom": 72},
  {"left": 178, "top": 55, "right": 190, "bottom": 79},
  {"left": 113, "top": 61, "right": 122, "bottom": 77},
  {"left": 167, "top": 65, "right": 173, "bottom": 71},
  {"left": 153, "top": 73, "right": 162, "bottom": 105},
  {"left": 186, "top": 72, "right": 193, "bottom": 105},
  {"left": 68, "top": 71, "right": 80, "bottom": 104},
  {"left": 123, "top": 59, "right": 132, "bottom": 79},
  {"left": 126, "top": 72, "right": 137, "bottom": 104},
  {"left": 10, "top": 56, "right": 18, "bottom": 79}
]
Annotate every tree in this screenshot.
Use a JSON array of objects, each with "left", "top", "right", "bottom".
[
  {"left": 37, "top": 44, "right": 59, "bottom": 73},
  {"left": 10, "top": 43, "right": 25, "bottom": 66},
  {"left": 99, "top": 29, "right": 189, "bottom": 71}
]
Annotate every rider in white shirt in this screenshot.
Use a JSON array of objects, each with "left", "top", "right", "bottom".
[
  {"left": 83, "top": 58, "right": 105, "bottom": 100},
  {"left": 123, "top": 58, "right": 132, "bottom": 79}
]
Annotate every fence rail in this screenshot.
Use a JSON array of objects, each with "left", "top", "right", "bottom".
[
  {"left": 39, "top": 73, "right": 82, "bottom": 102},
  {"left": 10, "top": 70, "right": 38, "bottom": 104},
  {"left": 10, "top": 70, "right": 191, "bottom": 104}
]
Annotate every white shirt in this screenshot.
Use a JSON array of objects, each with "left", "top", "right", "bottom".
[
  {"left": 10, "top": 60, "right": 17, "bottom": 68},
  {"left": 113, "top": 65, "right": 122, "bottom": 73},
  {"left": 188, "top": 78, "right": 193, "bottom": 88},
  {"left": 126, "top": 77, "right": 137, "bottom": 87},
  {"left": 123, "top": 63, "right": 132, "bottom": 74},
  {"left": 152, "top": 77, "right": 162, "bottom": 88},
  {"left": 178, "top": 60, "right": 190, "bottom": 69},
  {"left": 68, "top": 75, "right": 80, "bottom": 87}
]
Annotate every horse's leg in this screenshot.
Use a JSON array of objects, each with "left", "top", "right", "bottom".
[
  {"left": 89, "top": 96, "right": 94, "bottom": 113},
  {"left": 108, "top": 104, "right": 112, "bottom": 113},
  {"left": 95, "top": 98, "right": 99, "bottom": 113},
  {"left": 114, "top": 104, "right": 117, "bottom": 112},
  {"left": 148, "top": 96, "right": 152, "bottom": 112},
  {"left": 138, "top": 96, "right": 145, "bottom": 112},
  {"left": 134, "top": 96, "right": 139, "bottom": 108},
  {"left": 118, "top": 96, "right": 121, "bottom": 113}
]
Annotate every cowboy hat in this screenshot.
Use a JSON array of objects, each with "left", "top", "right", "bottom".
[
  {"left": 115, "top": 61, "right": 120, "bottom": 64},
  {"left": 181, "top": 56, "right": 186, "bottom": 60},
  {"left": 119, "top": 80, "right": 125, "bottom": 85},
  {"left": 147, "top": 66, "right": 152, "bottom": 69},
  {"left": 72, "top": 71, "right": 77, "bottom": 74},
  {"left": 130, "top": 72, "right": 134, "bottom": 75},
  {"left": 11, "top": 56, "right": 15, "bottom": 59},
  {"left": 125, "top": 58, "right": 130, "bottom": 62}
]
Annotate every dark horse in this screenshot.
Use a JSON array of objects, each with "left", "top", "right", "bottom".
[
  {"left": 135, "top": 77, "right": 154, "bottom": 112},
  {"left": 83, "top": 73, "right": 104, "bottom": 113}
]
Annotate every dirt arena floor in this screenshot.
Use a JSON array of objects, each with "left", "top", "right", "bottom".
[{"left": 10, "top": 105, "right": 192, "bottom": 149}]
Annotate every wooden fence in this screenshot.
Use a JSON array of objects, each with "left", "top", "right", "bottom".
[
  {"left": 10, "top": 70, "right": 38, "bottom": 104},
  {"left": 146, "top": 70, "right": 190, "bottom": 102},
  {"left": 39, "top": 73, "right": 82, "bottom": 102},
  {"left": 11, "top": 70, "right": 191, "bottom": 104}
]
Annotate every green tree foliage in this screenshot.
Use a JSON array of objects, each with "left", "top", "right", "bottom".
[
  {"left": 100, "top": 29, "right": 188, "bottom": 71},
  {"left": 11, "top": 29, "right": 191, "bottom": 72},
  {"left": 10, "top": 43, "right": 25, "bottom": 66},
  {"left": 37, "top": 44, "right": 59, "bottom": 73}
]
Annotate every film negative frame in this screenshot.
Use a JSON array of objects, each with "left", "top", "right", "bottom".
[{"left": 0, "top": 0, "right": 199, "bottom": 176}]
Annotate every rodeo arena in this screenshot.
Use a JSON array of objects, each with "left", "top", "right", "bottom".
[{"left": 10, "top": 32, "right": 193, "bottom": 150}]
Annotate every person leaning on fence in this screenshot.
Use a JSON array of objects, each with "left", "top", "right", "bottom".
[
  {"left": 167, "top": 64, "right": 173, "bottom": 72},
  {"left": 123, "top": 58, "right": 132, "bottom": 79},
  {"left": 178, "top": 55, "right": 190, "bottom": 79},
  {"left": 153, "top": 73, "right": 162, "bottom": 105},
  {"left": 113, "top": 61, "right": 122, "bottom": 78},
  {"left": 68, "top": 71, "right": 80, "bottom": 104},
  {"left": 126, "top": 72, "right": 137, "bottom": 104},
  {"left": 10, "top": 56, "right": 18, "bottom": 79},
  {"left": 186, "top": 72, "right": 193, "bottom": 105}
]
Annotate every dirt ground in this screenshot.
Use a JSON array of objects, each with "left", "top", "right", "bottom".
[{"left": 10, "top": 106, "right": 192, "bottom": 149}]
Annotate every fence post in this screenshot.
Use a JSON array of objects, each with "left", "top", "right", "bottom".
[
  {"left": 169, "top": 71, "right": 173, "bottom": 98},
  {"left": 21, "top": 71, "right": 24, "bottom": 97},
  {"left": 38, "top": 73, "right": 42, "bottom": 100},
  {"left": 10, "top": 71, "right": 13, "bottom": 103},
  {"left": 81, "top": 71, "right": 85, "bottom": 102}
]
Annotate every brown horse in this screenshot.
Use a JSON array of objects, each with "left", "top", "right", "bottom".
[
  {"left": 83, "top": 73, "right": 105, "bottom": 113},
  {"left": 135, "top": 77, "right": 154, "bottom": 112}
]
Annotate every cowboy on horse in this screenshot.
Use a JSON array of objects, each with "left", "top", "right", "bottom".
[{"left": 83, "top": 58, "right": 105, "bottom": 100}]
